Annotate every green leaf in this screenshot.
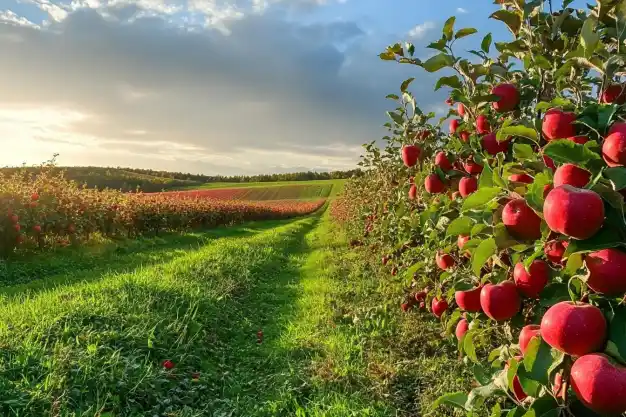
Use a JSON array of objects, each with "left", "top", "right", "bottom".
[
  {"left": 462, "top": 187, "right": 501, "bottom": 212},
  {"left": 422, "top": 53, "right": 455, "bottom": 73},
  {"left": 481, "top": 33, "right": 492, "bottom": 53},
  {"left": 580, "top": 17, "right": 600, "bottom": 57},
  {"left": 428, "top": 38, "right": 448, "bottom": 52},
  {"left": 607, "top": 305, "right": 626, "bottom": 364},
  {"left": 386, "top": 111, "right": 404, "bottom": 125},
  {"left": 432, "top": 391, "right": 468, "bottom": 411},
  {"left": 605, "top": 167, "right": 626, "bottom": 190},
  {"left": 490, "top": 10, "right": 522, "bottom": 35},
  {"left": 566, "top": 227, "right": 623, "bottom": 254},
  {"left": 479, "top": 164, "right": 495, "bottom": 188},
  {"left": 465, "top": 381, "right": 502, "bottom": 411},
  {"left": 379, "top": 51, "right": 396, "bottom": 61},
  {"left": 564, "top": 253, "right": 584, "bottom": 276},
  {"left": 443, "top": 16, "right": 456, "bottom": 40},
  {"left": 543, "top": 139, "right": 602, "bottom": 169},
  {"left": 522, "top": 337, "right": 553, "bottom": 385},
  {"left": 499, "top": 125, "right": 539, "bottom": 143},
  {"left": 513, "top": 144, "right": 536, "bottom": 161},
  {"left": 526, "top": 172, "right": 552, "bottom": 212},
  {"left": 400, "top": 77, "right": 415, "bottom": 92},
  {"left": 472, "top": 238, "right": 496, "bottom": 277},
  {"left": 464, "top": 330, "right": 479, "bottom": 362},
  {"left": 455, "top": 27, "right": 478, "bottom": 40},
  {"left": 447, "top": 216, "right": 474, "bottom": 236},
  {"left": 385, "top": 94, "right": 399, "bottom": 100},
  {"left": 435, "top": 75, "right": 462, "bottom": 91}
]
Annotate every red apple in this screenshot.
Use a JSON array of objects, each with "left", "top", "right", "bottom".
[
  {"left": 14, "top": 224, "right": 21, "bottom": 233},
  {"left": 31, "top": 193, "right": 39, "bottom": 201},
  {"left": 568, "top": 135, "right": 588, "bottom": 144},
  {"left": 451, "top": 191, "right": 460, "bottom": 199},
  {"left": 502, "top": 199, "right": 542, "bottom": 240},
  {"left": 33, "top": 225, "right": 42, "bottom": 233},
  {"left": 402, "top": 145, "right": 421, "bottom": 167},
  {"left": 455, "top": 286, "right": 482, "bottom": 312},
  {"left": 544, "top": 240, "right": 568, "bottom": 264},
  {"left": 457, "top": 234, "right": 470, "bottom": 250},
  {"left": 463, "top": 158, "right": 483, "bottom": 175},
  {"left": 504, "top": 357, "right": 529, "bottom": 401},
  {"left": 519, "top": 324, "right": 541, "bottom": 355},
  {"left": 553, "top": 163, "right": 591, "bottom": 188},
  {"left": 419, "top": 131, "right": 431, "bottom": 140},
  {"left": 571, "top": 354, "right": 626, "bottom": 415},
  {"left": 544, "top": 185, "right": 604, "bottom": 240},
  {"left": 455, "top": 318, "right": 469, "bottom": 340},
  {"left": 408, "top": 184, "right": 417, "bottom": 200},
  {"left": 491, "top": 83, "right": 520, "bottom": 112},
  {"left": 514, "top": 260, "right": 550, "bottom": 298},
  {"left": 540, "top": 301, "right": 607, "bottom": 356},
  {"left": 508, "top": 173, "right": 533, "bottom": 184},
  {"left": 585, "top": 248, "right": 626, "bottom": 295},
  {"left": 459, "top": 177, "right": 477, "bottom": 198},
  {"left": 602, "top": 130, "right": 626, "bottom": 167},
  {"left": 436, "top": 252, "right": 455, "bottom": 270},
  {"left": 401, "top": 302, "right": 411, "bottom": 312},
  {"left": 480, "top": 281, "right": 521, "bottom": 321},
  {"left": 445, "top": 98, "right": 453, "bottom": 106},
  {"left": 600, "top": 84, "right": 626, "bottom": 105},
  {"left": 382, "top": 256, "right": 389, "bottom": 266},
  {"left": 10, "top": 214, "right": 18, "bottom": 224},
  {"left": 425, "top": 174, "right": 446, "bottom": 194},
  {"left": 414, "top": 290, "right": 427, "bottom": 302},
  {"left": 460, "top": 131, "right": 470, "bottom": 142},
  {"left": 457, "top": 103, "right": 466, "bottom": 117},
  {"left": 391, "top": 267, "right": 398, "bottom": 276},
  {"left": 542, "top": 153, "right": 556, "bottom": 172},
  {"left": 476, "top": 115, "right": 491, "bottom": 134},
  {"left": 434, "top": 151, "right": 452, "bottom": 171},
  {"left": 481, "top": 132, "right": 510, "bottom": 155},
  {"left": 542, "top": 109, "right": 576, "bottom": 141},
  {"left": 450, "top": 119, "right": 460, "bottom": 135},
  {"left": 609, "top": 122, "right": 626, "bottom": 135},
  {"left": 543, "top": 184, "right": 553, "bottom": 198},
  {"left": 431, "top": 297, "right": 449, "bottom": 318}
]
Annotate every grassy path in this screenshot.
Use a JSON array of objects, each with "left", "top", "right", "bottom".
[{"left": 0, "top": 208, "right": 463, "bottom": 416}]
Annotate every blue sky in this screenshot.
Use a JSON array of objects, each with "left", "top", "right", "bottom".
[{"left": 0, "top": 0, "right": 591, "bottom": 174}]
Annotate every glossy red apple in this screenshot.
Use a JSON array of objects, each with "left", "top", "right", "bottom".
[
  {"left": 544, "top": 240, "right": 568, "bottom": 264},
  {"left": 459, "top": 177, "right": 477, "bottom": 198},
  {"left": 553, "top": 163, "right": 591, "bottom": 188},
  {"left": 480, "top": 281, "right": 521, "bottom": 321},
  {"left": 542, "top": 109, "right": 576, "bottom": 141},
  {"left": 432, "top": 297, "right": 449, "bottom": 318},
  {"left": 543, "top": 185, "right": 604, "bottom": 240},
  {"left": 476, "top": 115, "right": 491, "bottom": 134},
  {"left": 455, "top": 318, "right": 469, "bottom": 340},
  {"left": 504, "top": 357, "right": 528, "bottom": 401},
  {"left": 571, "top": 353, "right": 626, "bottom": 415},
  {"left": 514, "top": 260, "right": 550, "bottom": 298},
  {"left": 457, "top": 103, "right": 466, "bottom": 117},
  {"left": 542, "top": 153, "right": 556, "bottom": 172},
  {"left": 481, "top": 132, "right": 510, "bottom": 155},
  {"left": 457, "top": 234, "right": 470, "bottom": 250},
  {"left": 502, "top": 199, "right": 542, "bottom": 240},
  {"left": 425, "top": 174, "right": 446, "bottom": 194},
  {"left": 408, "top": 184, "right": 417, "bottom": 200},
  {"left": 600, "top": 84, "right": 626, "bottom": 105},
  {"left": 402, "top": 145, "right": 421, "bottom": 167},
  {"left": 455, "top": 286, "right": 482, "bottom": 312},
  {"left": 33, "top": 225, "right": 42, "bottom": 233},
  {"left": 436, "top": 252, "right": 455, "bottom": 270},
  {"left": 602, "top": 130, "right": 626, "bottom": 167},
  {"left": 508, "top": 173, "right": 533, "bottom": 184},
  {"left": 434, "top": 151, "right": 452, "bottom": 171},
  {"left": 519, "top": 324, "right": 541, "bottom": 355},
  {"left": 568, "top": 135, "right": 588, "bottom": 144},
  {"left": 585, "top": 248, "right": 626, "bottom": 295},
  {"left": 491, "top": 83, "right": 520, "bottom": 112},
  {"left": 450, "top": 119, "right": 460, "bottom": 135},
  {"left": 460, "top": 131, "right": 470, "bottom": 142},
  {"left": 540, "top": 301, "right": 607, "bottom": 356},
  {"left": 609, "top": 122, "right": 626, "bottom": 135},
  {"left": 463, "top": 158, "right": 483, "bottom": 175}
]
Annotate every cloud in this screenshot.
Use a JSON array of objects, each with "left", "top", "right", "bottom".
[
  {"left": 456, "top": 7, "right": 468, "bottom": 14},
  {"left": 407, "top": 21, "right": 435, "bottom": 39},
  {"left": 0, "top": 3, "right": 447, "bottom": 174}
]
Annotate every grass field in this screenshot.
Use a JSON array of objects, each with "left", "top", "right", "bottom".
[
  {"left": 0, "top": 204, "right": 464, "bottom": 416},
  {"left": 178, "top": 179, "right": 345, "bottom": 195}
]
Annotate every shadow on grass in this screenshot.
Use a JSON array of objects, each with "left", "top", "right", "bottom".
[{"left": 0, "top": 217, "right": 297, "bottom": 298}]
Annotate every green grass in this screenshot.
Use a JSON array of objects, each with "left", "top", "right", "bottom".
[
  {"left": 178, "top": 179, "right": 345, "bottom": 196},
  {"left": 0, "top": 206, "right": 464, "bottom": 416}
]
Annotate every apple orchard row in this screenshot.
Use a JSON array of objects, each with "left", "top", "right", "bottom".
[{"left": 0, "top": 168, "right": 325, "bottom": 257}]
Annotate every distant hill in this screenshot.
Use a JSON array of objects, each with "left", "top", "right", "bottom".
[{"left": 0, "top": 166, "right": 360, "bottom": 192}]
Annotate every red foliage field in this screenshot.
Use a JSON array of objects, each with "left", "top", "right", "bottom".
[{"left": 0, "top": 166, "right": 325, "bottom": 257}]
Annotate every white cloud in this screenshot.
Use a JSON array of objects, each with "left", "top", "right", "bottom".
[
  {"left": 407, "top": 21, "right": 435, "bottom": 39},
  {"left": 456, "top": 7, "right": 468, "bottom": 14},
  {"left": 0, "top": 10, "right": 41, "bottom": 28}
]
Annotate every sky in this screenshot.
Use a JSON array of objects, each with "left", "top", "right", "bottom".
[{"left": 0, "top": 0, "right": 588, "bottom": 175}]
